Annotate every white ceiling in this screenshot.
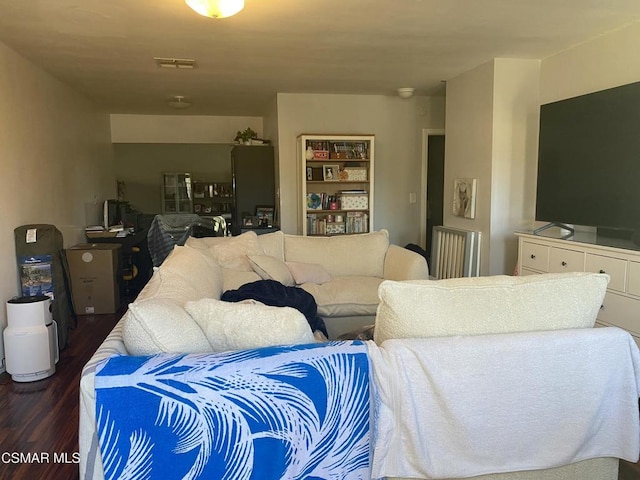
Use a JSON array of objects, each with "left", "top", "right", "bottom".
[{"left": 1, "top": 0, "right": 639, "bottom": 116}]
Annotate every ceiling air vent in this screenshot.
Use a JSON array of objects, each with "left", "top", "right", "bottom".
[{"left": 153, "top": 57, "right": 197, "bottom": 69}]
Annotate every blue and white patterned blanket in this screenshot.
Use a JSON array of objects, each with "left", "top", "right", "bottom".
[{"left": 95, "top": 341, "right": 371, "bottom": 480}]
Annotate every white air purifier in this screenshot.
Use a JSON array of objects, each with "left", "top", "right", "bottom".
[{"left": 4, "top": 295, "right": 59, "bottom": 382}]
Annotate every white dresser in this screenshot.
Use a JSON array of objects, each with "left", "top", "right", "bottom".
[{"left": 516, "top": 231, "right": 640, "bottom": 346}]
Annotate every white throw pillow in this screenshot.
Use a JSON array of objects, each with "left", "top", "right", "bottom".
[
  {"left": 374, "top": 272, "right": 610, "bottom": 344},
  {"left": 248, "top": 255, "right": 295, "bottom": 286},
  {"left": 286, "top": 261, "right": 331, "bottom": 285},
  {"left": 185, "top": 298, "right": 315, "bottom": 353},
  {"left": 124, "top": 298, "right": 212, "bottom": 355},
  {"left": 205, "top": 231, "right": 265, "bottom": 272}
]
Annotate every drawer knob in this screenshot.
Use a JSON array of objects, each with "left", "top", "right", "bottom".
[
  {"left": 561, "top": 261, "right": 567, "bottom": 267},
  {"left": 530, "top": 254, "right": 535, "bottom": 259},
  {"left": 599, "top": 269, "right": 606, "bottom": 274}
]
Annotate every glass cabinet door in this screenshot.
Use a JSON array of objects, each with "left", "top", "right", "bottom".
[{"left": 162, "top": 173, "right": 193, "bottom": 214}]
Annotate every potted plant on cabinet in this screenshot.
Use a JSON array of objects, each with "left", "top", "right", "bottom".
[{"left": 234, "top": 127, "right": 258, "bottom": 145}]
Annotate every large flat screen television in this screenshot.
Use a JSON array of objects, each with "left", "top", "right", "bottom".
[{"left": 535, "top": 81, "right": 640, "bottom": 236}]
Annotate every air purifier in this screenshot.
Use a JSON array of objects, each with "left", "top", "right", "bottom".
[{"left": 4, "top": 295, "right": 59, "bottom": 382}]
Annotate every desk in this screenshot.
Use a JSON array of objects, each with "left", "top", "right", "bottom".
[{"left": 86, "top": 229, "right": 152, "bottom": 302}]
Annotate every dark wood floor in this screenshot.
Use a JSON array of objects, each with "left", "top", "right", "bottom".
[
  {"left": 0, "top": 310, "right": 121, "bottom": 480},
  {"left": 0, "top": 308, "right": 638, "bottom": 480}
]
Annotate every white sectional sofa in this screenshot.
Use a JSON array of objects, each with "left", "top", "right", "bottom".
[
  {"left": 185, "top": 229, "right": 429, "bottom": 338},
  {"left": 78, "top": 229, "right": 640, "bottom": 480}
]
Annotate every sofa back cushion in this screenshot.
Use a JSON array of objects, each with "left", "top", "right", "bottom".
[
  {"left": 160, "top": 245, "right": 223, "bottom": 299},
  {"left": 257, "top": 230, "right": 285, "bottom": 261},
  {"left": 184, "top": 231, "right": 264, "bottom": 272},
  {"left": 284, "top": 229, "right": 389, "bottom": 277},
  {"left": 374, "top": 272, "right": 609, "bottom": 344}
]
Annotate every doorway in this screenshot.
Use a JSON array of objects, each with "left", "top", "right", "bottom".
[{"left": 420, "top": 130, "right": 445, "bottom": 267}]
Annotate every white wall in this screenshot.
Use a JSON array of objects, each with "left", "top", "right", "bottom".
[
  {"left": 541, "top": 21, "right": 640, "bottom": 104},
  {"left": 490, "top": 59, "right": 540, "bottom": 274},
  {"left": 444, "top": 61, "right": 496, "bottom": 274},
  {"left": 275, "top": 93, "right": 445, "bottom": 247},
  {"left": 0, "top": 42, "right": 113, "bottom": 343},
  {"left": 444, "top": 59, "right": 540, "bottom": 275},
  {"left": 111, "top": 114, "right": 264, "bottom": 143}
]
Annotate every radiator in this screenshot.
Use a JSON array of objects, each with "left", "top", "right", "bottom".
[{"left": 430, "top": 226, "right": 481, "bottom": 279}]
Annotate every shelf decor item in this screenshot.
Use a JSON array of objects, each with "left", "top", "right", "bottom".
[{"left": 323, "top": 165, "right": 340, "bottom": 181}]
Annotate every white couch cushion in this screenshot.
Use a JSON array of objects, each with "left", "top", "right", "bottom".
[
  {"left": 302, "top": 276, "right": 383, "bottom": 317},
  {"left": 284, "top": 229, "right": 389, "bottom": 277},
  {"left": 374, "top": 272, "right": 610, "bottom": 344},
  {"left": 286, "top": 261, "right": 331, "bottom": 285},
  {"left": 185, "top": 231, "right": 264, "bottom": 272},
  {"left": 222, "top": 269, "right": 262, "bottom": 292},
  {"left": 257, "top": 230, "right": 285, "bottom": 261},
  {"left": 123, "top": 298, "right": 212, "bottom": 355},
  {"left": 248, "top": 254, "right": 295, "bottom": 286},
  {"left": 160, "top": 245, "right": 223, "bottom": 299},
  {"left": 185, "top": 298, "right": 315, "bottom": 353}
]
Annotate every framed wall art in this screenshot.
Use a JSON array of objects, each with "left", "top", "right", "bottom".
[{"left": 452, "top": 178, "right": 477, "bottom": 219}]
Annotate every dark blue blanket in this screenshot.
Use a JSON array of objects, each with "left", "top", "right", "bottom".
[{"left": 222, "top": 279, "right": 328, "bottom": 337}]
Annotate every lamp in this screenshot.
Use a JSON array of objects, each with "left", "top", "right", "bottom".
[
  {"left": 185, "top": 0, "right": 244, "bottom": 18},
  {"left": 167, "top": 96, "right": 192, "bottom": 109}
]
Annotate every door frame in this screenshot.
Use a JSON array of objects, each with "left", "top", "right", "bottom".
[{"left": 420, "top": 128, "right": 446, "bottom": 250}]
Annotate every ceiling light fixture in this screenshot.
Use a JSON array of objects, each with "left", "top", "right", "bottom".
[
  {"left": 185, "top": 0, "right": 244, "bottom": 19},
  {"left": 397, "top": 87, "right": 415, "bottom": 99},
  {"left": 167, "top": 96, "right": 192, "bottom": 109}
]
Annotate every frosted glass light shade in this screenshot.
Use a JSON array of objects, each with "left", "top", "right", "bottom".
[{"left": 185, "top": 0, "right": 244, "bottom": 18}]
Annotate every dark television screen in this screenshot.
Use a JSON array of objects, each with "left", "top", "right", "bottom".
[{"left": 536, "top": 81, "right": 640, "bottom": 233}]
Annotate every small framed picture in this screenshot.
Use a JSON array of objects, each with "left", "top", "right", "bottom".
[
  {"left": 243, "top": 216, "right": 259, "bottom": 227},
  {"left": 452, "top": 178, "right": 477, "bottom": 219},
  {"left": 323, "top": 164, "right": 340, "bottom": 181},
  {"left": 306, "top": 167, "right": 313, "bottom": 181},
  {"left": 255, "top": 205, "right": 275, "bottom": 227}
]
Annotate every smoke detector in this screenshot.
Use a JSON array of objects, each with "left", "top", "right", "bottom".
[
  {"left": 167, "top": 96, "right": 192, "bottom": 109},
  {"left": 397, "top": 87, "right": 415, "bottom": 99}
]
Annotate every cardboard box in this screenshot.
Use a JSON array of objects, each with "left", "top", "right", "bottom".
[{"left": 67, "top": 243, "right": 121, "bottom": 314}]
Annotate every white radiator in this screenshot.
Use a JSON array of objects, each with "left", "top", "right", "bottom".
[{"left": 430, "top": 226, "right": 481, "bottom": 279}]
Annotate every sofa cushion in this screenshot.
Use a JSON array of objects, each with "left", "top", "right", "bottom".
[
  {"left": 257, "top": 230, "right": 285, "bottom": 261},
  {"left": 160, "top": 245, "right": 223, "bottom": 299},
  {"left": 123, "top": 298, "right": 212, "bottom": 355},
  {"left": 284, "top": 229, "right": 389, "bottom": 277},
  {"left": 248, "top": 255, "right": 295, "bottom": 286},
  {"left": 286, "top": 261, "right": 331, "bottom": 285},
  {"left": 185, "top": 231, "right": 264, "bottom": 272},
  {"left": 222, "top": 269, "right": 262, "bottom": 292},
  {"left": 185, "top": 298, "right": 315, "bottom": 353},
  {"left": 374, "top": 272, "right": 610, "bottom": 344},
  {"left": 302, "top": 276, "right": 383, "bottom": 317}
]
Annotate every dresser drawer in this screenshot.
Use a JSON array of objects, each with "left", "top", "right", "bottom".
[
  {"left": 585, "top": 253, "right": 627, "bottom": 293},
  {"left": 520, "top": 241, "right": 549, "bottom": 272},
  {"left": 597, "top": 292, "right": 640, "bottom": 337},
  {"left": 627, "top": 261, "right": 640, "bottom": 297},
  {"left": 548, "top": 247, "right": 585, "bottom": 273}
]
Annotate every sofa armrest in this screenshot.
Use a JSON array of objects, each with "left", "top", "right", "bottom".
[{"left": 383, "top": 244, "right": 429, "bottom": 281}]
